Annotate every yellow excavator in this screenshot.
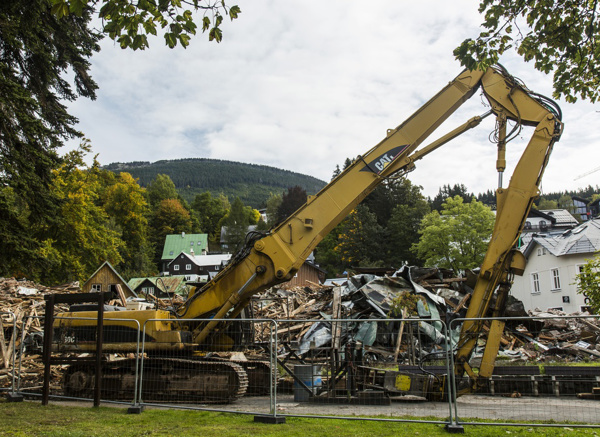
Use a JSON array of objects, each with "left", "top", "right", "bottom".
[{"left": 54, "top": 64, "right": 563, "bottom": 402}]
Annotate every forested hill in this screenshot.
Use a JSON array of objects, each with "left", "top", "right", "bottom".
[{"left": 104, "top": 158, "right": 327, "bottom": 207}]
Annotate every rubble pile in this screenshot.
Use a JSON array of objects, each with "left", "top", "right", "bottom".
[
  {"left": 251, "top": 267, "right": 600, "bottom": 367},
  {"left": 0, "top": 277, "right": 83, "bottom": 389},
  {"left": 516, "top": 308, "right": 600, "bottom": 360}
]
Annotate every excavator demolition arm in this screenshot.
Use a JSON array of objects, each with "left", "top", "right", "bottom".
[{"left": 55, "top": 64, "right": 562, "bottom": 401}]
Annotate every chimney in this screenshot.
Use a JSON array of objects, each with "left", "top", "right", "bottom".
[{"left": 181, "top": 232, "right": 185, "bottom": 238}]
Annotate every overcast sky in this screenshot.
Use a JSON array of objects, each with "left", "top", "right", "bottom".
[{"left": 68, "top": 0, "right": 600, "bottom": 198}]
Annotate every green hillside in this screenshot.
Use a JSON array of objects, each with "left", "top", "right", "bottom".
[{"left": 104, "top": 158, "right": 327, "bottom": 207}]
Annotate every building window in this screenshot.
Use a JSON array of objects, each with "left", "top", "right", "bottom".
[
  {"left": 531, "top": 273, "right": 540, "bottom": 293},
  {"left": 174, "top": 265, "right": 180, "bottom": 271},
  {"left": 576, "top": 264, "right": 588, "bottom": 291},
  {"left": 186, "top": 264, "right": 192, "bottom": 271},
  {"left": 198, "top": 241, "right": 202, "bottom": 246},
  {"left": 537, "top": 249, "right": 542, "bottom": 256},
  {"left": 215, "top": 265, "right": 220, "bottom": 271},
  {"left": 190, "top": 241, "right": 194, "bottom": 246},
  {"left": 169, "top": 250, "right": 174, "bottom": 256},
  {"left": 551, "top": 268, "right": 561, "bottom": 290},
  {"left": 524, "top": 221, "right": 532, "bottom": 230},
  {"left": 91, "top": 284, "right": 101, "bottom": 292}
]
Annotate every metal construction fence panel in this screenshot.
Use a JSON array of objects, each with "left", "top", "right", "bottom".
[
  {"left": 448, "top": 315, "right": 600, "bottom": 428},
  {"left": 138, "top": 318, "right": 278, "bottom": 416},
  {"left": 135, "top": 316, "right": 454, "bottom": 426},
  {"left": 263, "top": 317, "right": 454, "bottom": 425},
  {"left": 14, "top": 315, "right": 141, "bottom": 406},
  {"left": 0, "top": 311, "right": 17, "bottom": 394},
  {"left": 5, "top": 310, "right": 600, "bottom": 430}
]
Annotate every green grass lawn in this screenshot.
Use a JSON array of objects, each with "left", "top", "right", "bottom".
[{"left": 0, "top": 399, "right": 598, "bottom": 437}]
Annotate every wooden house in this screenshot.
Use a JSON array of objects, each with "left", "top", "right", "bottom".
[
  {"left": 285, "top": 261, "right": 326, "bottom": 287},
  {"left": 82, "top": 261, "right": 137, "bottom": 300},
  {"left": 161, "top": 233, "right": 209, "bottom": 273}
]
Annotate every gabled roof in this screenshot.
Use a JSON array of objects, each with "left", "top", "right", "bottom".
[
  {"left": 128, "top": 275, "right": 188, "bottom": 295},
  {"left": 522, "top": 218, "right": 600, "bottom": 258},
  {"left": 83, "top": 261, "right": 137, "bottom": 298},
  {"left": 161, "top": 233, "right": 208, "bottom": 260}
]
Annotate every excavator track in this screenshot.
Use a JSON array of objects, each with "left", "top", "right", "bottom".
[
  {"left": 228, "top": 360, "right": 273, "bottom": 395},
  {"left": 63, "top": 357, "right": 248, "bottom": 404}
]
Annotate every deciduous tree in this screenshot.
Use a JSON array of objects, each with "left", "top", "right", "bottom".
[
  {"left": 455, "top": 1, "right": 600, "bottom": 102},
  {"left": 103, "top": 172, "right": 155, "bottom": 277},
  {"left": 412, "top": 196, "right": 495, "bottom": 273},
  {"left": 223, "top": 197, "right": 249, "bottom": 251},
  {"left": 191, "top": 191, "right": 229, "bottom": 240},
  {"left": 147, "top": 174, "right": 178, "bottom": 207},
  {"left": 150, "top": 198, "right": 193, "bottom": 263},
  {"left": 265, "top": 193, "right": 282, "bottom": 225},
  {"left": 52, "top": 0, "right": 240, "bottom": 49},
  {"left": 41, "top": 161, "right": 124, "bottom": 284},
  {"left": 576, "top": 254, "right": 600, "bottom": 314}
]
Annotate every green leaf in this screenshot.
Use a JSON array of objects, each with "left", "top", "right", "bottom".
[
  {"left": 179, "top": 34, "right": 190, "bottom": 48},
  {"left": 164, "top": 32, "right": 177, "bottom": 48},
  {"left": 51, "top": 1, "right": 70, "bottom": 19},
  {"left": 229, "top": 5, "right": 240, "bottom": 20},
  {"left": 202, "top": 16, "right": 210, "bottom": 32},
  {"left": 208, "top": 27, "right": 222, "bottom": 42},
  {"left": 69, "top": 0, "right": 85, "bottom": 16}
]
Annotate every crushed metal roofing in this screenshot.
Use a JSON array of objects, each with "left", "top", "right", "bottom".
[
  {"left": 523, "top": 218, "right": 600, "bottom": 258},
  {"left": 161, "top": 233, "right": 208, "bottom": 260}
]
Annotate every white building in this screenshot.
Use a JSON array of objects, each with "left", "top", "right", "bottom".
[
  {"left": 166, "top": 252, "right": 232, "bottom": 282},
  {"left": 510, "top": 218, "right": 600, "bottom": 314}
]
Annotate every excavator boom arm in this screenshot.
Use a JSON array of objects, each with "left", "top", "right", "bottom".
[{"left": 181, "top": 65, "right": 562, "bottom": 355}]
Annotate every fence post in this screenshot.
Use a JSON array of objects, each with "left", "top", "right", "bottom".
[
  {"left": 445, "top": 318, "right": 464, "bottom": 433},
  {"left": 254, "top": 319, "right": 285, "bottom": 424},
  {"left": 127, "top": 319, "right": 144, "bottom": 414}
]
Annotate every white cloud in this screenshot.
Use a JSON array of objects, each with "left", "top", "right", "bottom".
[{"left": 68, "top": 0, "right": 600, "bottom": 198}]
